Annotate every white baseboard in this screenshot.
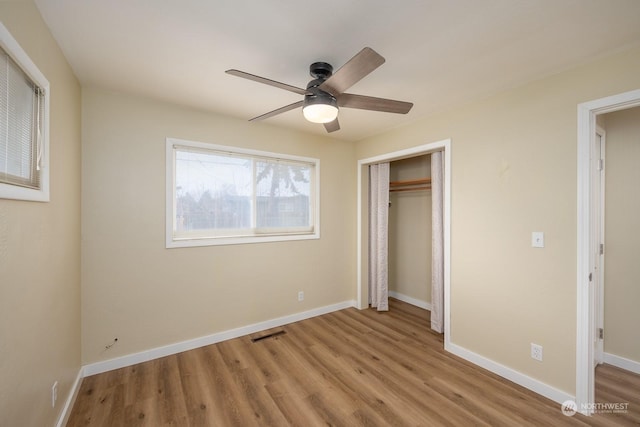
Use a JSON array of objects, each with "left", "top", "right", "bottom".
[
  {"left": 55, "top": 367, "right": 84, "bottom": 427},
  {"left": 604, "top": 352, "right": 640, "bottom": 375},
  {"left": 84, "top": 300, "right": 356, "bottom": 376},
  {"left": 389, "top": 291, "right": 432, "bottom": 311},
  {"left": 445, "top": 342, "right": 573, "bottom": 405}
]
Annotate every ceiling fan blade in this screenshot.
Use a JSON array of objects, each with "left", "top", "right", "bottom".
[
  {"left": 226, "top": 69, "right": 308, "bottom": 96},
  {"left": 249, "top": 100, "right": 304, "bottom": 121},
  {"left": 324, "top": 118, "right": 340, "bottom": 133},
  {"left": 318, "top": 47, "right": 385, "bottom": 96},
  {"left": 338, "top": 93, "right": 413, "bottom": 114}
]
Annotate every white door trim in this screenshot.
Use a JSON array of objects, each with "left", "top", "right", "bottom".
[
  {"left": 356, "top": 139, "right": 451, "bottom": 346},
  {"left": 593, "top": 126, "right": 605, "bottom": 367},
  {"left": 576, "top": 88, "right": 640, "bottom": 415}
]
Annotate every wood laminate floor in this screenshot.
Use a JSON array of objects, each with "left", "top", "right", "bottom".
[{"left": 67, "top": 299, "right": 640, "bottom": 426}]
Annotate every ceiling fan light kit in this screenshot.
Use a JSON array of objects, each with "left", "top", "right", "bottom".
[
  {"left": 226, "top": 47, "right": 413, "bottom": 133},
  {"left": 302, "top": 98, "right": 338, "bottom": 124}
]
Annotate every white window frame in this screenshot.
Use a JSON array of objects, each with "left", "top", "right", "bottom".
[
  {"left": 0, "top": 23, "right": 50, "bottom": 202},
  {"left": 166, "top": 137, "right": 320, "bottom": 248}
]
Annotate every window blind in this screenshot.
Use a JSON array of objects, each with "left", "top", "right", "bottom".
[{"left": 0, "top": 46, "right": 44, "bottom": 189}]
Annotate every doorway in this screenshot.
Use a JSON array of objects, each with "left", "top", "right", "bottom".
[
  {"left": 576, "top": 88, "right": 640, "bottom": 414},
  {"left": 356, "top": 139, "right": 451, "bottom": 345},
  {"left": 596, "top": 108, "right": 640, "bottom": 370}
]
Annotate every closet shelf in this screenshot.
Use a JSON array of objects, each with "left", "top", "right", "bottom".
[
  {"left": 389, "top": 178, "right": 431, "bottom": 192},
  {"left": 389, "top": 178, "right": 431, "bottom": 187}
]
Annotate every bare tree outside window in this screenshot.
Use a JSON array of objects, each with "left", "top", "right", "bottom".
[{"left": 256, "top": 161, "right": 311, "bottom": 228}]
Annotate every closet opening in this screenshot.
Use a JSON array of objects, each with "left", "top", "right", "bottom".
[
  {"left": 388, "top": 155, "right": 432, "bottom": 312},
  {"left": 356, "top": 139, "right": 451, "bottom": 344}
]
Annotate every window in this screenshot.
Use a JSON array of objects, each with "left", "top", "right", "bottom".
[
  {"left": 0, "top": 23, "right": 50, "bottom": 202},
  {"left": 166, "top": 138, "right": 320, "bottom": 247}
]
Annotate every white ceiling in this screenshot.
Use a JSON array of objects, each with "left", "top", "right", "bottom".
[{"left": 34, "top": 0, "right": 640, "bottom": 141}]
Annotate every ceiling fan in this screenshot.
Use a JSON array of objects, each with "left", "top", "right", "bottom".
[{"left": 226, "top": 47, "right": 413, "bottom": 133}]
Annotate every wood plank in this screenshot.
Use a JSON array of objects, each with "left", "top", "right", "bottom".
[
  {"left": 389, "top": 178, "right": 432, "bottom": 186},
  {"left": 66, "top": 299, "right": 640, "bottom": 426}
]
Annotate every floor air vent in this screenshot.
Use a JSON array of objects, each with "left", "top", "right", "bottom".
[{"left": 251, "top": 330, "right": 286, "bottom": 343}]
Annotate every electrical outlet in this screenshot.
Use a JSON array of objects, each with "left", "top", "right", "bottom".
[
  {"left": 51, "top": 381, "right": 58, "bottom": 408},
  {"left": 298, "top": 291, "right": 304, "bottom": 302},
  {"left": 531, "top": 343, "right": 543, "bottom": 361}
]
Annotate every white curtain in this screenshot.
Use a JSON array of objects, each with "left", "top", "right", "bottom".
[
  {"left": 368, "top": 163, "right": 390, "bottom": 311},
  {"left": 431, "top": 151, "right": 444, "bottom": 333}
]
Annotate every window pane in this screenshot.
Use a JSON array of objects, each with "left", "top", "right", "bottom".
[
  {"left": 168, "top": 139, "right": 319, "bottom": 247},
  {"left": 175, "top": 150, "right": 252, "bottom": 233},
  {"left": 0, "top": 47, "right": 40, "bottom": 189},
  {"left": 256, "top": 160, "right": 311, "bottom": 229}
]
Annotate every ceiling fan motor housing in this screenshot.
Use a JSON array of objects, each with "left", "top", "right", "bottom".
[
  {"left": 306, "top": 61, "right": 336, "bottom": 100},
  {"left": 303, "top": 89, "right": 337, "bottom": 109}
]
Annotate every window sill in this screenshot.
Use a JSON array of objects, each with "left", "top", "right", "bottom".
[{"left": 166, "top": 231, "right": 320, "bottom": 248}]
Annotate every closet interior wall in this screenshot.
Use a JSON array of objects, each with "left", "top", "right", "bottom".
[{"left": 388, "top": 155, "right": 432, "bottom": 308}]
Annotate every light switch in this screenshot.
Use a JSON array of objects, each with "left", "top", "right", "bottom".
[{"left": 532, "top": 232, "right": 544, "bottom": 248}]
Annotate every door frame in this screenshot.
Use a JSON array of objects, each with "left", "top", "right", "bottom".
[
  {"left": 356, "top": 139, "right": 451, "bottom": 344},
  {"left": 593, "top": 126, "right": 605, "bottom": 367},
  {"left": 576, "top": 88, "right": 640, "bottom": 414}
]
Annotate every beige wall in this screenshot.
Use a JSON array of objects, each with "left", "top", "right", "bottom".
[
  {"left": 0, "top": 2, "right": 82, "bottom": 426},
  {"left": 356, "top": 46, "right": 640, "bottom": 394},
  {"left": 602, "top": 107, "right": 640, "bottom": 363},
  {"left": 389, "top": 155, "right": 432, "bottom": 304},
  {"left": 81, "top": 87, "right": 356, "bottom": 364},
  {"left": 2, "top": 5, "right": 638, "bottom": 420}
]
